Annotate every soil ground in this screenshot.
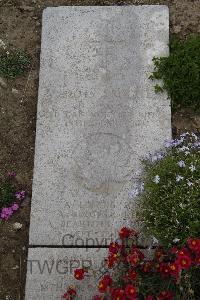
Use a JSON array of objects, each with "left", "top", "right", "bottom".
[{"left": 0, "top": 0, "right": 200, "bottom": 299}]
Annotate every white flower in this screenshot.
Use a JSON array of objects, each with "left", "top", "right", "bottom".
[
  {"left": 184, "top": 151, "right": 190, "bottom": 156},
  {"left": 0, "top": 39, "right": 6, "bottom": 49},
  {"left": 178, "top": 146, "right": 189, "bottom": 152},
  {"left": 178, "top": 160, "right": 185, "bottom": 168},
  {"left": 13, "top": 222, "right": 23, "bottom": 230},
  {"left": 153, "top": 175, "right": 160, "bottom": 184},
  {"left": 191, "top": 133, "right": 198, "bottom": 140},
  {"left": 187, "top": 180, "right": 193, "bottom": 187},
  {"left": 176, "top": 175, "right": 184, "bottom": 182},
  {"left": 152, "top": 236, "right": 159, "bottom": 244},
  {"left": 180, "top": 132, "right": 189, "bottom": 138},
  {"left": 150, "top": 153, "right": 165, "bottom": 162},
  {"left": 179, "top": 203, "right": 184, "bottom": 209},
  {"left": 173, "top": 238, "right": 180, "bottom": 243},
  {"left": 189, "top": 164, "right": 196, "bottom": 172},
  {"left": 140, "top": 182, "right": 144, "bottom": 192}
]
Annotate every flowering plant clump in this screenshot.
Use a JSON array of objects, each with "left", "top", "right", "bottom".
[
  {"left": 136, "top": 132, "right": 200, "bottom": 246},
  {"left": 0, "top": 39, "right": 30, "bottom": 78},
  {"left": 0, "top": 172, "right": 26, "bottom": 220},
  {"left": 63, "top": 228, "right": 200, "bottom": 299}
]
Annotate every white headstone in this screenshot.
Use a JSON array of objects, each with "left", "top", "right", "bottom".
[
  {"left": 26, "top": 6, "right": 171, "bottom": 299},
  {"left": 29, "top": 6, "right": 171, "bottom": 247}
]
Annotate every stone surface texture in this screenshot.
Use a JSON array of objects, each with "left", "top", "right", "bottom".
[
  {"left": 25, "top": 248, "right": 108, "bottom": 300},
  {"left": 29, "top": 6, "right": 171, "bottom": 246}
]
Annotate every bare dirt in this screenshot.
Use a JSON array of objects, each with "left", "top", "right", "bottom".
[{"left": 0, "top": 0, "right": 200, "bottom": 299}]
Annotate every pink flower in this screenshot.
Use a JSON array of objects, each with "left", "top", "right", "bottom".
[
  {"left": 7, "top": 171, "right": 16, "bottom": 178},
  {"left": 11, "top": 203, "right": 19, "bottom": 211},
  {"left": 0, "top": 207, "right": 13, "bottom": 220},
  {"left": 15, "top": 190, "right": 26, "bottom": 200}
]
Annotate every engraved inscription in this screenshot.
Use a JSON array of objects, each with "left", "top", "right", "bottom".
[{"left": 72, "top": 133, "right": 133, "bottom": 193}]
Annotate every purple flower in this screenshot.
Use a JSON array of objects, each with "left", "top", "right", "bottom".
[
  {"left": 128, "top": 188, "right": 140, "bottom": 198},
  {"left": 173, "top": 138, "right": 184, "bottom": 147},
  {"left": 150, "top": 153, "right": 165, "bottom": 162},
  {"left": 11, "top": 203, "right": 19, "bottom": 211},
  {"left": 194, "top": 141, "right": 200, "bottom": 147},
  {"left": 164, "top": 139, "right": 174, "bottom": 148},
  {"left": 164, "top": 138, "right": 184, "bottom": 148},
  {"left": 15, "top": 190, "right": 26, "bottom": 200},
  {"left": 0, "top": 207, "right": 13, "bottom": 220},
  {"left": 7, "top": 171, "right": 16, "bottom": 178}
]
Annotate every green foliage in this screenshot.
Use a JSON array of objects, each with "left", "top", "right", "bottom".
[
  {"left": 0, "top": 178, "right": 15, "bottom": 209},
  {"left": 149, "top": 35, "right": 200, "bottom": 110},
  {"left": 0, "top": 41, "right": 30, "bottom": 78},
  {"left": 137, "top": 133, "right": 200, "bottom": 247}
]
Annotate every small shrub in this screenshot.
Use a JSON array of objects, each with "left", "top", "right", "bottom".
[
  {"left": 0, "top": 39, "right": 30, "bottom": 78},
  {"left": 149, "top": 36, "right": 200, "bottom": 110},
  {"left": 137, "top": 133, "right": 200, "bottom": 247}
]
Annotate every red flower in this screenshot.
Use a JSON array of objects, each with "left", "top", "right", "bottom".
[
  {"left": 119, "top": 227, "right": 136, "bottom": 239},
  {"left": 109, "top": 242, "right": 122, "bottom": 254},
  {"left": 98, "top": 274, "right": 113, "bottom": 293},
  {"left": 103, "top": 274, "right": 113, "bottom": 285},
  {"left": 155, "top": 262, "right": 163, "bottom": 273},
  {"left": 176, "top": 255, "right": 192, "bottom": 270},
  {"left": 129, "top": 269, "right": 137, "bottom": 280},
  {"left": 194, "top": 253, "right": 200, "bottom": 265},
  {"left": 146, "top": 296, "right": 154, "bottom": 300},
  {"left": 187, "top": 238, "right": 200, "bottom": 252},
  {"left": 155, "top": 247, "right": 164, "bottom": 261},
  {"left": 106, "top": 253, "right": 118, "bottom": 268},
  {"left": 130, "top": 246, "right": 145, "bottom": 260},
  {"left": 67, "top": 287, "right": 76, "bottom": 296},
  {"left": 98, "top": 280, "right": 108, "bottom": 293},
  {"left": 142, "top": 261, "right": 152, "bottom": 273},
  {"left": 111, "top": 288, "right": 126, "bottom": 300},
  {"left": 74, "top": 268, "right": 85, "bottom": 280},
  {"left": 62, "top": 287, "right": 76, "bottom": 300},
  {"left": 127, "top": 253, "right": 140, "bottom": 267},
  {"left": 169, "top": 262, "right": 180, "bottom": 279},
  {"left": 170, "top": 246, "right": 178, "bottom": 255},
  {"left": 158, "top": 263, "right": 171, "bottom": 277},
  {"left": 125, "top": 284, "right": 137, "bottom": 299},
  {"left": 62, "top": 293, "right": 70, "bottom": 299},
  {"left": 157, "top": 290, "right": 173, "bottom": 300},
  {"left": 177, "top": 247, "right": 190, "bottom": 257}
]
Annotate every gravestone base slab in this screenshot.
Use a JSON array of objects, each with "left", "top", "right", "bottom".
[{"left": 25, "top": 248, "right": 108, "bottom": 300}]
